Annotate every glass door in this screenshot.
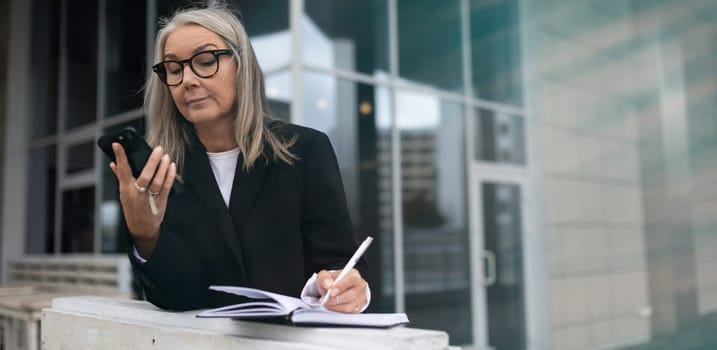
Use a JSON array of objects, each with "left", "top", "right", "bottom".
[
  {"left": 470, "top": 165, "right": 529, "bottom": 350},
  {"left": 467, "top": 99, "right": 543, "bottom": 349}
]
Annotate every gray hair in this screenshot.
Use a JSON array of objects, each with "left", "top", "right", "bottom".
[{"left": 144, "top": 4, "right": 295, "bottom": 177}]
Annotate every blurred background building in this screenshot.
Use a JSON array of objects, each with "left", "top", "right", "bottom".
[{"left": 2, "top": 0, "right": 717, "bottom": 349}]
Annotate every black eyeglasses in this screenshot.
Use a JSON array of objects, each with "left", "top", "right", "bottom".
[{"left": 152, "top": 49, "right": 234, "bottom": 86}]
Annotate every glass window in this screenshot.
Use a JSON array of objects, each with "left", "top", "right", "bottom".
[
  {"left": 471, "top": 0, "right": 523, "bottom": 106},
  {"left": 61, "top": 186, "right": 95, "bottom": 253},
  {"left": 304, "top": 0, "right": 389, "bottom": 77},
  {"left": 251, "top": 32, "right": 291, "bottom": 73},
  {"left": 29, "top": 0, "right": 60, "bottom": 139},
  {"left": 155, "top": 1, "right": 290, "bottom": 72},
  {"left": 475, "top": 108, "right": 526, "bottom": 165},
  {"left": 266, "top": 70, "right": 291, "bottom": 121},
  {"left": 240, "top": 0, "right": 290, "bottom": 72},
  {"left": 302, "top": 72, "right": 395, "bottom": 312},
  {"left": 100, "top": 119, "right": 146, "bottom": 253},
  {"left": 26, "top": 146, "right": 57, "bottom": 254},
  {"left": 398, "top": 0, "right": 463, "bottom": 92},
  {"left": 396, "top": 90, "right": 471, "bottom": 343},
  {"left": 157, "top": 0, "right": 290, "bottom": 35},
  {"left": 105, "top": 0, "right": 146, "bottom": 116},
  {"left": 101, "top": 153, "right": 124, "bottom": 254},
  {"left": 65, "top": 141, "right": 95, "bottom": 175},
  {"left": 234, "top": 0, "right": 289, "bottom": 37},
  {"left": 65, "top": 0, "right": 98, "bottom": 130}
]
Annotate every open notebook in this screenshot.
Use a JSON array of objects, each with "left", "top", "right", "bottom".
[{"left": 197, "top": 286, "right": 409, "bottom": 328}]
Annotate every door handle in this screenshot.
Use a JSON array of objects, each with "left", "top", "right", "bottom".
[{"left": 484, "top": 250, "right": 496, "bottom": 286}]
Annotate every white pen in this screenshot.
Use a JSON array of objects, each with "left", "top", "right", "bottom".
[
  {"left": 148, "top": 196, "right": 158, "bottom": 215},
  {"left": 320, "top": 236, "right": 373, "bottom": 306}
]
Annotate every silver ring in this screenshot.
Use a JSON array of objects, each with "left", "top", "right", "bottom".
[
  {"left": 148, "top": 190, "right": 159, "bottom": 197},
  {"left": 134, "top": 182, "right": 147, "bottom": 193},
  {"left": 335, "top": 296, "right": 343, "bottom": 305}
]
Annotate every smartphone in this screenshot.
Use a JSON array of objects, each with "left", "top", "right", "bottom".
[
  {"left": 97, "top": 126, "right": 153, "bottom": 179},
  {"left": 98, "top": 126, "right": 181, "bottom": 196}
]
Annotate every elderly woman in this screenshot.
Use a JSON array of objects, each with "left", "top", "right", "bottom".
[{"left": 109, "top": 4, "right": 369, "bottom": 313}]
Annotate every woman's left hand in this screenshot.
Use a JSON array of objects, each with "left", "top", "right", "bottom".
[{"left": 317, "top": 269, "right": 367, "bottom": 313}]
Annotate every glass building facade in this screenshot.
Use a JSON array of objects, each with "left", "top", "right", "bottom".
[{"left": 2, "top": 0, "right": 717, "bottom": 348}]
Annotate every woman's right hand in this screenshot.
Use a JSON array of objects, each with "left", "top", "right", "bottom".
[{"left": 109, "top": 143, "right": 176, "bottom": 258}]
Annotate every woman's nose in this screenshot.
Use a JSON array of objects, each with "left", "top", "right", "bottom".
[{"left": 181, "top": 64, "right": 199, "bottom": 85}]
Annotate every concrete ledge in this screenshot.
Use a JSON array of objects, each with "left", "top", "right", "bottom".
[{"left": 43, "top": 296, "right": 451, "bottom": 350}]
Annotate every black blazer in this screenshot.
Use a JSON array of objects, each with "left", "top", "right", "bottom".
[{"left": 128, "top": 122, "right": 366, "bottom": 311}]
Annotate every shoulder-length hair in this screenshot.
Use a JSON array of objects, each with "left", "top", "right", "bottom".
[{"left": 144, "top": 4, "right": 295, "bottom": 176}]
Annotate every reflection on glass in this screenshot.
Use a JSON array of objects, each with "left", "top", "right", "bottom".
[
  {"left": 30, "top": 0, "right": 59, "bottom": 140},
  {"left": 476, "top": 108, "right": 526, "bottom": 165},
  {"left": 471, "top": 0, "right": 523, "bottom": 106},
  {"left": 398, "top": 0, "right": 463, "bottom": 92},
  {"left": 305, "top": 0, "right": 388, "bottom": 76},
  {"left": 266, "top": 70, "right": 291, "bottom": 122},
  {"left": 61, "top": 187, "right": 95, "bottom": 253},
  {"left": 396, "top": 91, "right": 471, "bottom": 344},
  {"left": 65, "top": 0, "right": 98, "bottom": 130},
  {"left": 105, "top": 0, "right": 146, "bottom": 116},
  {"left": 251, "top": 31, "right": 291, "bottom": 72},
  {"left": 158, "top": 0, "right": 289, "bottom": 36},
  {"left": 100, "top": 119, "right": 145, "bottom": 253},
  {"left": 66, "top": 141, "right": 95, "bottom": 175},
  {"left": 26, "top": 146, "right": 57, "bottom": 254},
  {"left": 302, "top": 72, "right": 395, "bottom": 311},
  {"left": 235, "top": 0, "right": 288, "bottom": 37},
  {"left": 237, "top": 0, "right": 290, "bottom": 71},
  {"left": 482, "top": 182, "right": 526, "bottom": 350},
  {"left": 373, "top": 85, "right": 395, "bottom": 311}
]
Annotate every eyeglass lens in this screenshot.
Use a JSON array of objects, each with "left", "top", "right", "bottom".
[{"left": 161, "top": 52, "right": 220, "bottom": 85}]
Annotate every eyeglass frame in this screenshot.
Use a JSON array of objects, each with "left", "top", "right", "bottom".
[{"left": 151, "top": 49, "right": 235, "bottom": 86}]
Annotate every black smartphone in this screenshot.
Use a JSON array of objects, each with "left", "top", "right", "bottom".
[
  {"left": 98, "top": 126, "right": 181, "bottom": 196},
  {"left": 97, "top": 126, "right": 153, "bottom": 178}
]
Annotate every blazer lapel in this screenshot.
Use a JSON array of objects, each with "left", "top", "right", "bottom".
[
  {"left": 228, "top": 153, "right": 270, "bottom": 232},
  {"left": 183, "top": 143, "right": 249, "bottom": 284}
]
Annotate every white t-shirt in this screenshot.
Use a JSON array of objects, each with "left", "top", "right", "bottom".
[{"left": 206, "top": 147, "right": 241, "bottom": 207}]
